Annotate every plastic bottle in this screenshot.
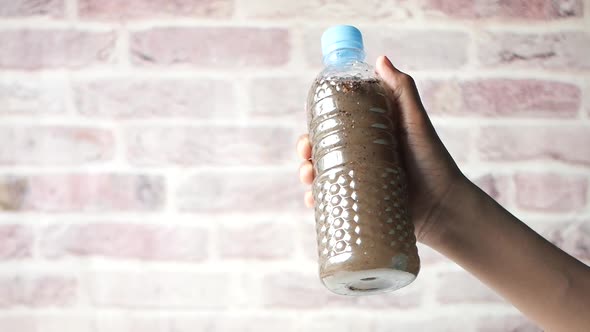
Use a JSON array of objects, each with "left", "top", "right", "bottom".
[{"left": 306, "top": 25, "right": 420, "bottom": 295}]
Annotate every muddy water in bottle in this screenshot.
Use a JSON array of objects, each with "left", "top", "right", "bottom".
[{"left": 307, "top": 25, "right": 420, "bottom": 295}]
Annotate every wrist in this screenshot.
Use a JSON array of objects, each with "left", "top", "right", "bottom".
[{"left": 420, "top": 175, "right": 482, "bottom": 251}]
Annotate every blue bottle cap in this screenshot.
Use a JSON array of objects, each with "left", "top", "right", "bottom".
[{"left": 321, "top": 25, "right": 364, "bottom": 57}]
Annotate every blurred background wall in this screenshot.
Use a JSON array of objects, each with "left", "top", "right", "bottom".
[{"left": 0, "top": 0, "right": 589, "bottom": 331}]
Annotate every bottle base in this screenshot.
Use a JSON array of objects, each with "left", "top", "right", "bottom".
[{"left": 322, "top": 268, "right": 416, "bottom": 296}]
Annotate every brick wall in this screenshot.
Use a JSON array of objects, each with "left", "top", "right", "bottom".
[{"left": 0, "top": 0, "right": 589, "bottom": 331}]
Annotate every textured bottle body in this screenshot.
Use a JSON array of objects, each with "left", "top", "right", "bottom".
[{"left": 306, "top": 72, "right": 420, "bottom": 295}]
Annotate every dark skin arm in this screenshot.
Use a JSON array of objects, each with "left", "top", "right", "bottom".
[{"left": 297, "top": 55, "right": 590, "bottom": 332}]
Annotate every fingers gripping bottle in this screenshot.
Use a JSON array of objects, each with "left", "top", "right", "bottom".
[{"left": 306, "top": 25, "right": 420, "bottom": 295}]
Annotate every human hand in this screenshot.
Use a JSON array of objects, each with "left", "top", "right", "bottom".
[{"left": 297, "top": 55, "right": 469, "bottom": 247}]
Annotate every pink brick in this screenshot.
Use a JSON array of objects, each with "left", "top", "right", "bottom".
[
  {"left": 88, "top": 271, "right": 231, "bottom": 308},
  {"left": 375, "top": 316, "right": 477, "bottom": 332},
  {"left": 131, "top": 28, "right": 289, "bottom": 68},
  {"left": 0, "top": 225, "right": 33, "bottom": 260},
  {"left": 187, "top": 314, "right": 295, "bottom": 332},
  {"left": 299, "top": 314, "right": 377, "bottom": 332},
  {"left": 462, "top": 80, "right": 580, "bottom": 116},
  {"left": 542, "top": 220, "right": 590, "bottom": 260},
  {"left": 305, "top": 29, "right": 469, "bottom": 70},
  {"left": 478, "top": 126, "right": 590, "bottom": 165},
  {"left": 422, "top": 0, "right": 583, "bottom": 19},
  {"left": 420, "top": 79, "right": 580, "bottom": 117},
  {"left": 0, "top": 127, "right": 113, "bottom": 165},
  {"left": 433, "top": 126, "right": 472, "bottom": 162},
  {"left": 0, "top": 315, "right": 36, "bottom": 332},
  {"left": 476, "top": 315, "right": 541, "bottom": 332},
  {"left": 125, "top": 126, "right": 294, "bottom": 166},
  {"left": 0, "top": 174, "right": 164, "bottom": 212},
  {"left": 299, "top": 220, "right": 318, "bottom": 262},
  {"left": 239, "top": 0, "right": 411, "bottom": 20},
  {"left": 0, "top": 30, "right": 116, "bottom": 69},
  {"left": 79, "top": 0, "right": 233, "bottom": 19},
  {"left": 417, "top": 80, "right": 462, "bottom": 115},
  {"left": 0, "top": 313, "right": 295, "bottom": 332},
  {"left": 514, "top": 173, "right": 587, "bottom": 212},
  {"left": 473, "top": 174, "right": 511, "bottom": 206},
  {"left": 0, "top": 314, "right": 95, "bottom": 332},
  {"left": 261, "top": 272, "right": 357, "bottom": 308},
  {"left": 0, "top": 77, "right": 67, "bottom": 115},
  {"left": 0, "top": 275, "right": 77, "bottom": 307},
  {"left": 246, "top": 77, "right": 309, "bottom": 121},
  {"left": 96, "top": 313, "right": 296, "bottom": 332},
  {"left": 41, "top": 223, "right": 207, "bottom": 261},
  {"left": 176, "top": 171, "right": 304, "bottom": 213},
  {"left": 436, "top": 271, "right": 503, "bottom": 303},
  {"left": 74, "top": 79, "right": 237, "bottom": 119},
  {"left": 219, "top": 222, "right": 295, "bottom": 260},
  {"left": 478, "top": 32, "right": 590, "bottom": 70},
  {"left": 0, "top": 0, "right": 64, "bottom": 17},
  {"left": 364, "top": 29, "right": 469, "bottom": 70}
]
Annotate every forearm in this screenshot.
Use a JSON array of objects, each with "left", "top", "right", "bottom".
[{"left": 430, "top": 179, "right": 590, "bottom": 332}]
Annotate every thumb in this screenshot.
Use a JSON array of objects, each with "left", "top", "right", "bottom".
[
  {"left": 375, "top": 56, "right": 425, "bottom": 119},
  {"left": 375, "top": 55, "right": 434, "bottom": 136}
]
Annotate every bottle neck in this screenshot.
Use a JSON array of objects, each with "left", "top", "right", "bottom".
[{"left": 323, "top": 48, "right": 366, "bottom": 66}]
